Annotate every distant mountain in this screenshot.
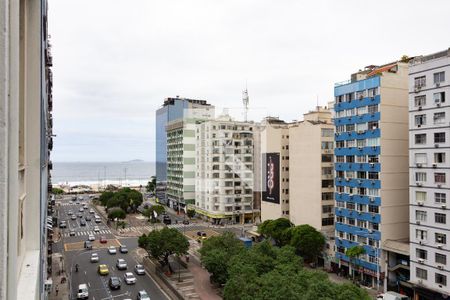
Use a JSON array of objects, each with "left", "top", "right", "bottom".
[{"left": 125, "top": 159, "right": 145, "bottom": 163}]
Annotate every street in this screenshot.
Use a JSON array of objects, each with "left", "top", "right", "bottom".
[{"left": 55, "top": 195, "right": 169, "bottom": 300}]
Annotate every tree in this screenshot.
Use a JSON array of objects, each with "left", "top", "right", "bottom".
[
  {"left": 289, "top": 224, "right": 325, "bottom": 262},
  {"left": 258, "top": 218, "right": 293, "bottom": 246},
  {"left": 187, "top": 209, "right": 195, "bottom": 219},
  {"left": 199, "top": 232, "right": 244, "bottom": 285},
  {"left": 102, "top": 188, "right": 143, "bottom": 213},
  {"left": 51, "top": 187, "right": 64, "bottom": 195},
  {"left": 143, "top": 205, "right": 165, "bottom": 222},
  {"left": 99, "top": 191, "right": 115, "bottom": 206},
  {"left": 107, "top": 207, "right": 126, "bottom": 220},
  {"left": 345, "top": 245, "right": 366, "bottom": 282},
  {"left": 146, "top": 176, "right": 156, "bottom": 193},
  {"left": 139, "top": 227, "right": 189, "bottom": 273}
]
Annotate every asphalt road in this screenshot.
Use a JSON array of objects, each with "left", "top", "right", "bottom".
[{"left": 56, "top": 195, "right": 169, "bottom": 300}]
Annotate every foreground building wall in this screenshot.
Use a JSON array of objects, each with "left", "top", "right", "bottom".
[
  {"left": 409, "top": 49, "right": 450, "bottom": 298},
  {"left": 0, "top": 0, "right": 53, "bottom": 299}
]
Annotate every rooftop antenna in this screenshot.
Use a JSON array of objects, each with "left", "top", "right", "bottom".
[{"left": 243, "top": 83, "right": 249, "bottom": 122}]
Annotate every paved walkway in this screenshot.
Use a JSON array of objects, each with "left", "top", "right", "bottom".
[
  {"left": 188, "top": 255, "right": 221, "bottom": 300},
  {"left": 48, "top": 253, "right": 69, "bottom": 300}
]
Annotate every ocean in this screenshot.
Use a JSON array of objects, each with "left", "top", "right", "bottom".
[{"left": 52, "top": 161, "right": 155, "bottom": 186}]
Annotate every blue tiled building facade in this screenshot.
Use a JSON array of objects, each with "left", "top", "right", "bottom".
[{"left": 334, "top": 76, "right": 382, "bottom": 284}]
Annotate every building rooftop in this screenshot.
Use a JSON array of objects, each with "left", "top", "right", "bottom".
[
  {"left": 163, "top": 96, "right": 211, "bottom": 107},
  {"left": 409, "top": 48, "right": 450, "bottom": 66},
  {"left": 382, "top": 239, "right": 410, "bottom": 256}
]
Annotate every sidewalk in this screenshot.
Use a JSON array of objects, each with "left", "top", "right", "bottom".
[
  {"left": 188, "top": 254, "right": 221, "bottom": 300},
  {"left": 48, "top": 253, "right": 69, "bottom": 300}
]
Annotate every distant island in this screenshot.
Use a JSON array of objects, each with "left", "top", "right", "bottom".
[{"left": 125, "top": 159, "right": 145, "bottom": 163}]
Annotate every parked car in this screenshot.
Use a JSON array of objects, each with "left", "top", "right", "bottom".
[
  {"left": 76, "top": 283, "right": 89, "bottom": 299},
  {"left": 89, "top": 209, "right": 95, "bottom": 214},
  {"left": 137, "top": 290, "right": 151, "bottom": 300},
  {"left": 163, "top": 215, "right": 171, "bottom": 225},
  {"left": 85, "top": 215, "right": 92, "bottom": 221},
  {"left": 124, "top": 272, "right": 137, "bottom": 284},
  {"left": 67, "top": 210, "right": 73, "bottom": 215},
  {"left": 109, "top": 276, "right": 121, "bottom": 290},
  {"left": 100, "top": 236, "right": 107, "bottom": 243},
  {"left": 197, "top": 231, "right": 207, "bottom": 237},
  {"left": 116, "top": 258, "right": 127, "bottom": 270},
  {"left": 119, "top": 245, "right": 128, "bottom": 253},
  {"left": 182, "top": 220, "right": 189, "bottom": 225},
  {"left": 79, "top": 207, "right": 84, "bottom": 212},
  {"left": 98, "top": 264, "right": 109, "bottom": 275},
  {"left": 94, "top": 226, "right": 100, "bottom": 232},
  {"left": 134, "top": 264, "right": 145, "bottom": 275},
  {"left": 69, "top": 230, "right": 76, "bottom": 236},
  {"left": 77, "top": 212, "right": 83, "bottom": 218},
  {"left": 80, "top": 219, "right": 86, "bottom": 226},
  {"left": 95, "top": 217, "right": 101, "bottom": 223},
  {"left": 88, "top": 234, "right": 95, "bottom": 241},
  {"left": 108, "top": 246, "right": 116, "bottom": 254},
  {"left": 90, "top": 253, "right": 99, "bottom": 263},
  {"left": 59, "top": 221, "right": 67, "bottom": 228},
  {"left": 71, "top": 215, "right": 77, "bottom": 220}
]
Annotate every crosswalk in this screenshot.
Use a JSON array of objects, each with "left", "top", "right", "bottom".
[
  {"left": 117, "top": 223, "right": 201, "bottom": 234},
  {"left": 62, "top": 229, "right": 111, "bottom": 237}
]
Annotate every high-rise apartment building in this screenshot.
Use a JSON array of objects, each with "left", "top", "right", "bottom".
[
  {"left": 0, "top": 0, "right": 53, "bottom": 299},
  {"left": 409, "top": 49, "right": 450, "bottom": 299},
  {"left": 194, "top": 115, "right": 256, "bottom": 223},
  {"left": 289, "top": 107, "right": 335, "bottom": 233},
  {"left": 159, "top": 97, "right": 214, "bottom": 211},
  {"left": 333, "top": 61, "right": 409, "bottom": 288},
  {"left": 260, "top": 117, "right": 291, "bottom": 221}
]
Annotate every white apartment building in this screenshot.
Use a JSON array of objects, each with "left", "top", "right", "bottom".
[
  {"left": 194, "top": 115, "right": 256, "bottom": 224},
  {"left": 409, "top": 49, "right": 450, "bottom": 299},
  {"left": 1, "top": 0, "right": 53, "bottom": 299}
]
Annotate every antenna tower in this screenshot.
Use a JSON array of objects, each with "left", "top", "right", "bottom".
[{"left": 242, "top": 88, "right": 249, "bottom": 122}]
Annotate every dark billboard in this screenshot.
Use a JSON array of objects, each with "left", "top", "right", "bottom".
[{"left": 262, "top": 152, "right": 280, "bottom": 204}]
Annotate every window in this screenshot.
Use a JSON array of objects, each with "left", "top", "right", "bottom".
[
  {"left": 322, "top": 205, "right": 333, "bottom": 213},
  {"left": 368, "top": 155, "right": 379, "bottom": 163},
  {"left": 434, "top": 71, "right": 445, "bottom": 84},
  {"left": 346, "top": 202, "right": 355, "bottom": 210},
  {"left": 336, "top": 216, "right": 345, "bottom": 223},
  {"left": 357, "top": 106, "right": 367, "bottom": 115},
  {"left": 368, "top": 121, "right": 379, "bottom": 130},
  {"left": 435, "top": 153, "right": 446, "bottom": 164},
  {"left": 346, "top": 156, "right": 355, "bottom": 163},
  {"left": 357, "top": 171, "right": 367, "bottom": 179},
  {"left": 346, "top": 123, "right": 355, "bottom": 132},
  {"left": 322, "top": 167, "right": 333, "bottom": 175},
  {"left": 321, "top": 141, "right": 333, "bottom": 149},
  {"left": 336, "top": 125, "right": 345, "bottom": 133},
  {"left": 368, "top": 188, "right": 379, "bottom": 197},
  {"left": 415, "top": 153, "right": 427, "bottom": 164},
  {"left": 322, "top": 192, "right": 333, "bottom": 200},
  {"left": 336, "top": 201, "right": 345, "bottom": 208},
  {"left": 435, "top": 193, "right": 446, "bottom": 204},
  {"left": 415, "top": 172, "right": 427, "bottom": 182},
  {"left": 416, "top": 210, "right": 427, "bottom": 222},
  {"left": 415, "top": 134, "right": 427, "bottom": 144},
  {"left": 434, "top": 112, "right": 445, "bottom": 124},
  {"left": 368, "top": 172, "right": 379, "bottom": 180},
  {"left": 435, "top": 172, "right": 446, "bottom": 183},
  {"left": 356, "top": 90, "right": 365, "bottom": 99},
  {"left": 321, "top": 180, "right": 333, "bottom": 188},
  {"left": 415, "top": 95, "right": 426, "bottom": 107},
  {"left": 356, "top": 123, "right": 368, "bottom": 132},
  {"left": 436, "top": 273, "right": 447, "bottom": 286},
  {"left": 415, "top": 76, "right": 426, "bottom": 88},
  {"left": 368, "top": 87, "right": 378, "bottom": 97},
  {"left": 367, "top": 137, "right": 380, "bottom": 146},
  {"left": 416, "top": 268, "right": 428, "bottom": 280},
  {"left": 322, "top": 155, "right": 333, "bottom": 162},
  {"left": 415, "top": 114, "right": 426, "bottom": 126},
  {"left": 321, "top": 217, "right": 334, "bottom": 226},
  {"left": 321, "top": 129, "right": 334, "bottom": 137},
  {"left": 346, "top": 171, "right": 355, "bottom": 178},
  {"left": 435, "top": 233, "right": 447, "bottom": 244},
  {"left": 368, "top": 205, "right": 379, "bottom": 213},
  {"left": 436, "top": 253, "right": 447, "bottom": 265},
  {"left": 434, "top": 92, "right": 446, "bottom": 104},
  {"left": 416, "top": 191, "right": 427, "bottom": 202},
  {"left": 435, "top": 132, "right": 445, "bottom": 143},
  {"left": 416, "top": 229, "right": 427, "bottom": 241},
  {"left": 348, "top": 218, "right": 355, "bottom": 225},
  {"left": 357, "top": 139, "right": 366, "bottom": 147},
  {"left": 336, "top": 156, "right": 344, "bottom": 163},
  {"left": 346, "top": 140, "right": 356, "bottom": 147},
  {"left": 368, "top": 104, "right": 378, "bottom": 114},
  {"left": 435, "top": 213, "right": 446, "bottom": 224},
  {"left": 416, "top": 248, "right": 427, "bottom": 260},
  {"left": 356, "top": 155, "right": 367, "bottom": 163},
  {"left": 346, "top": 93, "right": 355, "bottom": 102}
]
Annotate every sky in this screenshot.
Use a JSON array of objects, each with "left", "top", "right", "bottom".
[{"left": 49, "top": 0, "right": 450, "bottom": 162}]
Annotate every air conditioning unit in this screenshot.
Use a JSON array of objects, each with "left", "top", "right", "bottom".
[
  {"left": 433, "top": 163, "right": 437, "bottom": 168},
  {"left": 435, "top": 143, "right": 440, "bottom": 148},
  {"left": 416, "top": 182, "right": 423, "bottom": 187},
  {"left": 358, "top": 130, "right": 364, "bottom": 134},
  {"left": 416, "top": 163, "right": 423, "bottom": 168},
  {"left": 418, "top": 279, "right": 423, "bottom": 284},
  {"left": 419, "top": 240, "right": 423, "bottom": 245},
  {"left": 372, "top": 146, "right": 377, "bottom": 150},
  {"left": 418, "top": 201, "right": 424, "bottom": 206},
  {"left": 442, "top": 204, "right": 446, "bottom": 209},
  {"left": 415, "top": 86, "right": 422, "bottom": 93},
  {"left": 358, "top": 147, "right": 363, "bottom": 150},
  {"left": 436, "top": 82, "right": 441, "bottom": 87},
  {"left": 368, "top": 229, "right": 373, "bottom": 233},
  {"left": 437, "top": 244, "right": 444, "bottom": 249},
  {"left": 418, "top": 258, "right": 425, "bottom": 264},
  {"left": 418, "top": 124, "right": 422, "bottom": 128},
  {"left": 437, "top": 103, "right": 441, "bottom": 107},
  {"left": 370, "top": 163, "right": 375, "bottom": 168},
  {"left": 438, "top": 265, "right": 444, "bottom": 270},
  {"left": 369, "top": 197, "right": 375, "bottom": 203},
  {"left": 416, "top": 220, "right": 421, "bottom": 224},
  {"left": 438, "top": 184, "right": 442, "bottom": 188},
  {"left": 418, "top": 106, "right": 423, "bottom": 111}
]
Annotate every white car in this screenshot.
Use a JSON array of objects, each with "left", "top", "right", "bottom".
[
  {"left": 137, "top": 290, "right": 150, "bottom": 300},
  {"left": 108, "top": 246, "right": 116, "bottom": 254},
  {"left": 116, "top": 258, "right": 127, "bottom": 270},
  {"left": 89, "top": 209, "right": 95, "bottom": 214},
  {"left": 90, "top": 253, "right": 99, "bottom": 263},
  {"left": 88, "top": 234, "right": 95, "bottom": 241},
  {"left": 77, "top": 283, "right": 89, "bottom": 299},
  {"left": 123, "top": 272, "right": 136, "bottom": 284},
  {"left": 94, "top": 226, "right": 100, "bottom": 232},
  {"left": 79, "top": 207, "right": 84, "bottom": 212}
]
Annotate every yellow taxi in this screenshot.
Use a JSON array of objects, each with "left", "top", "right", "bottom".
[{"left": 98, "top": 264, "right": 109, "bottom": 275}]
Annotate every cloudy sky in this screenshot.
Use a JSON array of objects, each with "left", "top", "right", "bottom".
[{"left": 49, "top": 0, "right": 450, "bottom": 162}]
